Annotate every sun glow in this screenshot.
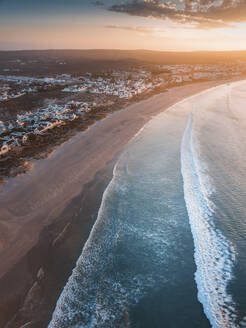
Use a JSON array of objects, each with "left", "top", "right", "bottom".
[{"left": 0, "top": 1, "right": 246, "bottom": 51}]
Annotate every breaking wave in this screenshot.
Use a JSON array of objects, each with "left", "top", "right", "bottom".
[
  {"left": 49, "top": 81, "right": 246, "bottom": 328},
  {"left": 48, "top": 161, "right": 130, "bottom": 328},
  {"left": 48, "top": 148, "right": 178, "bottom": 328},
  {"left": 181, "top": 110, "right": 240, "bottom": 328}
]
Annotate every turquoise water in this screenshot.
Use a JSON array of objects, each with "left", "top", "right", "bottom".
[{"left": 49, "top": 81, "right": 246, "bottom": 328}]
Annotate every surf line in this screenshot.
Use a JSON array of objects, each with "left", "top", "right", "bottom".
[{"left": 181, "top": 107, "right": 239, "bottom": 328}]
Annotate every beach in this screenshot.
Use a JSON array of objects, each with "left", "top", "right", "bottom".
[{"left": 0, "top": 80, "right": 236, "bottom": 328}]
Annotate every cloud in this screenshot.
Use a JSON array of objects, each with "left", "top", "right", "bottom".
[
  {"left": 109, "top": 0, "right": 245, "bottom": 29},
  {"left": 104, "top": 24, "right": 160, "bottom": 34}
]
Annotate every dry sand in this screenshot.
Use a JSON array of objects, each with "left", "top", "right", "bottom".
[{"left": 0, "top": 80, "right": 233, "bottom": 327}]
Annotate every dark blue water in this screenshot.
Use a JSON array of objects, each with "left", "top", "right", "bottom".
[{"left": 49, "top": 81, "right": 246, "bottom": 328}]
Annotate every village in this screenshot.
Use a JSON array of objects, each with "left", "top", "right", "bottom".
[
  {"left": 0, "top": 62, "right": 246, "bottom": 157},
  {"left": 0, "top": 70, "right": 164, "bottom": 156},
  {"left": 0, "top": 100, "right": 95, "bottom": 155},
  {"left": 159, "top": 62, "right": 244, "bottom": 83},
  {"left": 0, "top": 75, "right": 69, "bottom": 102}
]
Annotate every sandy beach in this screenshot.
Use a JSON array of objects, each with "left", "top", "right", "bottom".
[{"left": 0, "top": 80, "right": 235, "bottom": 327}]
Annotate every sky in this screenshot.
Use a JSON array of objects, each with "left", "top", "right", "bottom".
[{"left": 1, "top": 0, "right": 246, "bottom": 51}]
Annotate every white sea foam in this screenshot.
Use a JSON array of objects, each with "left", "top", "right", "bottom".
[
  {"left": 181, "top": 110, "right": 239, "bottom": 328},
  {"left": 48, "top": 157, "right": 167, "bottom": 327},
  {"left": 49, "top": 81, "right": 246, "bottom": 328},
  {"left": 48, "top": 160, "right": 122, "bottom": 327},
  {"left": 48, "top": 87, "right": 198, "bottom": 327}
]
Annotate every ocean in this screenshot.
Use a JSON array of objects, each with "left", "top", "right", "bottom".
[{"left": 49, "top": 80, "right": 246, "bottom": 328}]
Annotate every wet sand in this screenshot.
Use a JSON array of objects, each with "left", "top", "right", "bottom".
[{"left": 0, "top": 80, "right": 234, "bottom": 327}]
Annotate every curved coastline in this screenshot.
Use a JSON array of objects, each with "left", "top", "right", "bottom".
[
  {"left": 0, "top": 79, "right": 243, "bottom": 328},
  {"left": 49, "top": 80, "right": 246, "bottom": 328}
]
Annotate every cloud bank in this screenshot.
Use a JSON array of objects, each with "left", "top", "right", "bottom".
[
  {"left": 109, "top": 0, "right": 246, "bottom": 28},
  {"left": 104, "top": 24, "right": 161, "bottom": 33}
]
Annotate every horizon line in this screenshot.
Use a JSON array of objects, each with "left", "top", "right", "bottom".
[{"left": 1, "top": 48, "right": 246, "bottom": 53}]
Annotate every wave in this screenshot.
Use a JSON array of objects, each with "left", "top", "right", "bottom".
[
  {"left": 48, "top": 106, "right": 168, "bottom": 328},
  {"left": 181, "top": 109, "right": 241, "bottom": 328},
  {"left": 48, "top": 159, "right": 124, "bottom": 327},
  {"left": 48, "top": 94, "right": 195, "bottom": 327},
  {"left": 48, "top": 153, "right": 170, "bottom": 328},
  {"left": 49, "top": 81, "right": 246, "bottom": 328}
]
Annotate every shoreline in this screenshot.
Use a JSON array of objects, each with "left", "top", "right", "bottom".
[{"left": 0, "top": 79, "right": 242, "bottom": 327}]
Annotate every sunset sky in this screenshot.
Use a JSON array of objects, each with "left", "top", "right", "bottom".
[{"left": 1, "top": 0, "right": 246, "bottom": 51}]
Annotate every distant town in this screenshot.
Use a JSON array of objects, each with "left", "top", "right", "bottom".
[{"left": 0, "top": 61, "right": 246, "bottom": 179}]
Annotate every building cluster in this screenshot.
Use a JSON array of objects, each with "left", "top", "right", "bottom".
[
  {"left": 1, "top": 62, "right": 246, "bottom": 156},
  {"left": 62, "top": 73, "right": 164, "bottom": 99},
  {"left": 0, "top": 71, "right": 164, "bottom": 103},
  {"left": 0, "top": 100, "right": 92, "bottom": 156},
  {"left": 0, "top": 75, "right": 70, "bottom": 102},
  {"left": 2, "top": 62, "right": 243, "bottom": 105},
  {"left": 0, "top": 75, "right": 69, "bottom": 85},
  {"left": 0, "top": 83, "right": 38, "bottom": 102},
  {"left": 159, "top": 63, "right": 244, "bottom": 84}
]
